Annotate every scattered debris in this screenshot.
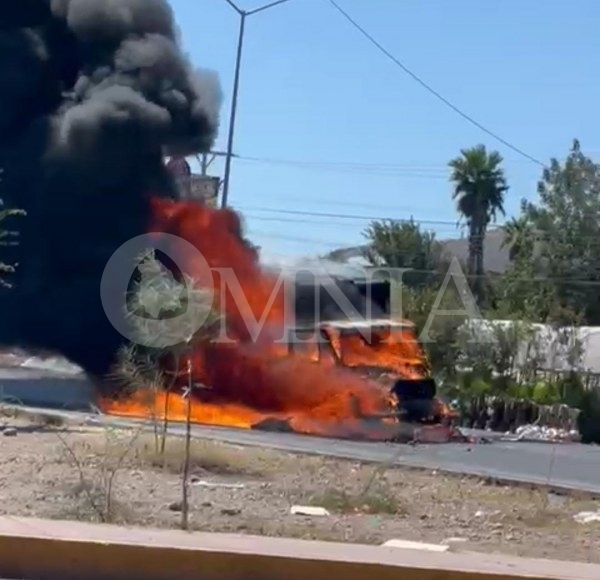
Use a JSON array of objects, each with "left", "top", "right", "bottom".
[
  {"left": 546, "top": 492, "right": 568, "bottom": 508},
  {"left": 3, "top": 427, "right": 17, "bottom": 437},
  {"left": 190, "top": 479, "right": 245, "bottom": 490},
  {"left": 290, "top": 505, "right": 330, "bottom": 517},
  {"left": 444, "top": 537, "right": 468, "bottom": 551},
  {"left": 413, "top": 424, "right": 456, "bottom": 444},
  {"left": 464, "top": 433, "right": 494, "bottom": 445},
  {"left": 474, "top": 509, "right": 501, "bottom": 518},
  {"left": 574, "top": 510, "right": 600, "bottom": 524},
  {"left": 411, "top": 424, "right": 483, "bottom": 444},
  {"left": 459, "top": 394, "right": 580, "bottom": 435},
  {"left": 505, "top": 425, "right": 580, "bottom": 443},
  {"left": 381, "top": 539, "right": 449, "bottom": 552},
  {"left": 251, "top": 417, "right": 294, "bottom": 433},
  {"left": 388, "top": 423, "right": 421, "bottom": 443}
]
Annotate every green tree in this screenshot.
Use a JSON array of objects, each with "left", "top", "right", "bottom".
[
  {"left": 363, "top": 219, "right": 447, "bottom": 289},
  {"left": 399, "top": 284, "right": 467, "bottom": 387},
  {"left": 449, "top": 144, "right": 508, "bottom": 304},
  {"left": 494, "top": 210, "right": 557, "bottom": 321},
  {"left": 110, "top": 251, "right": 223, "bottom": 529},
  {"left": 500, "top": 140, "right": 600, "bottom": 325}
]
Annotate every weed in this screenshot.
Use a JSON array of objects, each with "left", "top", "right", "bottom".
[
  {"left": 131, "top": 435, "right": 268, "bottom": 478},
  {"left": 309, "top": 486, "right": 404, "bottom": 515}
]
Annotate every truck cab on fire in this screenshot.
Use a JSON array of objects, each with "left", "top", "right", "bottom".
[{"left": 285, "top": 319, "right": 456, "bottom": 424}]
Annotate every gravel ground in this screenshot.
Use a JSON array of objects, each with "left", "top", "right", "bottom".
[{"left": 1, "top": 411, "right": 599, "bottom": 563}]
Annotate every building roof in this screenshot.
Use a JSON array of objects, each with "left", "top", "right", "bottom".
[
  {"left": 292, "top": 318, "right": 414, "bottom": 332},
  {"left": 324, "top": 228, "right": 511, "bottom": 274}
]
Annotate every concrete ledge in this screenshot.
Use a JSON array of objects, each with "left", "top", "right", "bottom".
[{"left": 0, "top": 517, "right": 598, "bottom": 580}]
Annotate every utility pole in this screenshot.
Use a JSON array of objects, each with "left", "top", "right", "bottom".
[
  {"left": 220, "top": 0, "right": 294, "bottom": 209},
  {"left": 196, "top": 150, "right": 231, "bottom": 176},
  {"left": 196, "top": 150, "right": 233, "bottom": 206}
]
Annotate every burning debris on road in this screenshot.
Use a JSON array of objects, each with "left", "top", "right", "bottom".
[{"left": 1, "top": 0, "right": 459, "bottom": 443}]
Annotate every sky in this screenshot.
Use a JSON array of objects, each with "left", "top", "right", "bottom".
[{"left": 170, "top": 0, "right": 600, "bottom": 262}]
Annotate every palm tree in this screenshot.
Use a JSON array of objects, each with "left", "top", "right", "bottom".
[{"left": 449, "top": 144, "right": 508, "bottom": 302}]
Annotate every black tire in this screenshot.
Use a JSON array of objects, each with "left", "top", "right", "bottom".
[{"left": 578, "top": 411, "right": 600, "bottom": 444}]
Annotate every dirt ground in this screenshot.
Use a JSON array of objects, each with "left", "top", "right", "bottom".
[{"left": 1, "top": 409, "right": 599, "bottom": 564}]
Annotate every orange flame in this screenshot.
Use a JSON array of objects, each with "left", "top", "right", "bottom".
[
  {"left": 329, "top": 327, "right": 429, "bottom": 379},
  {"left": 101, "top": 198, "right": 433, "bottom": 439}
]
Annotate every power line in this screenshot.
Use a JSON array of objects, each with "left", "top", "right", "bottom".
[
  {"left": 242, "top": 207, "right": 600, "bottom": 245},
  {"left": 244, "top": 214, "right": 463, "bottom": 236},
  {"left": 249, "top": 230, "right": 600, "bottom": 287},
  {"left": 247, "top": 223, "right": 600, "bottom": 248},
  {"left": 248, "top": 230, "right": 343, "bottom": 246},
  {"left": 238, "top": 205, "right": 471, "bottom": 226},
  {"left": 326, "top": 0, "right": 546, "bottom": 168},
  {"left": 247, "top": 197, "right": 450, "bottom": 212},
  {"left": 244, "top": 213, "right": 368, "bottom": 227},
  {"left": 236, "top": 155, "right": 448, "bottom": 176},
  {"left": 236, "top": 153, "right": 541, "bottom": 168},
  {"left": 239, "top": 155, "right": 448, "bottom": 169},
  {"left": 250, "top": 225, "right": 600, "bottom": 255}
]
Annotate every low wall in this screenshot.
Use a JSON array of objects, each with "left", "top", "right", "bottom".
[{"left": 0, "top": 516, "right": 598, "bottom": 580}]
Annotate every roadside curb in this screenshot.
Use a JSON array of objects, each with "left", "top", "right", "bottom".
[{"left": 0, "top": 516, "right": 598, "bottom": 580}]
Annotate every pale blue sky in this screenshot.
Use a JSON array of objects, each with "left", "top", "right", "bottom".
[{"left": 170, "top": 0, "right": 600, "bottom": 260}]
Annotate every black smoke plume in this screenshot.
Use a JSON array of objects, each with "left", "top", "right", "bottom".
[{"left": 0, "top": 0, "right": 221, "bottom": 380}]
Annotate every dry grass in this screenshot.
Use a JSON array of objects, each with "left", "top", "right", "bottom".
[
  {"left": 309, "top": 486, "right": 405, "bottom": 515},
  {"left": 75, "top": 431, "right": 288, "bottom": 478},
  {"left": 59, "top": 480, "right": 135, "bottom": 525},
  {"left": 134, "top": 436, "right": 272, "bottom": 477}
]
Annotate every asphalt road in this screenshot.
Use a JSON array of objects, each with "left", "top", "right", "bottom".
[
  {"left": 10, "top": 405, "right": 600, "bottom": 495},
  {"left": 1, "top": 364, "right": 599, "bottom": 495},
  {"left": 159, "top": 421, "right": 600, "bottom": 494}
]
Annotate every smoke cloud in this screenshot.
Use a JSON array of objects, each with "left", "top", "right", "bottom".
[{"left": 0, "top": 0, "right": 221, "bottom": 379}]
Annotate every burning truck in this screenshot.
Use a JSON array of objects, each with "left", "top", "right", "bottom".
[
  {"left": 0, "top": 0, "right": 456, "bottom": 442},
  {"left": 101, "top": 214, "right": 458, "bottom": 441},
  {"left": 287, "top": 274, "right": 456, "bottom": 427}
]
